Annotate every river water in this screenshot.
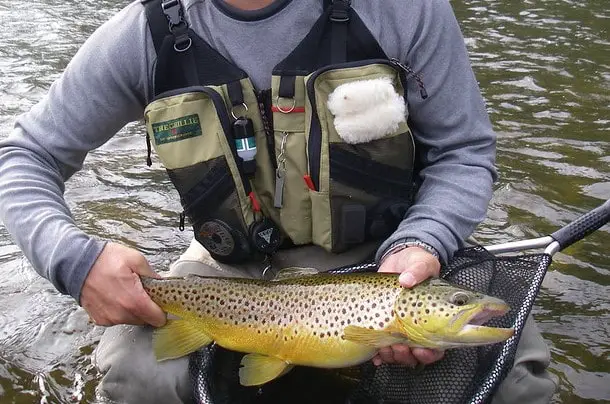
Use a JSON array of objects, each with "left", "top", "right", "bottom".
[{"left": 0, "top": 0, "right": 608, "bottom": 403}]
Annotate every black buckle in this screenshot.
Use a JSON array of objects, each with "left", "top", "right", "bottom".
[
  {"left": 161, "top": 0, "right": 192, "bottom": 52},
  {"left": 330, "top": 0, "right": 351, "bottom": 22},
  {"left": 161, "top": 0, "right": 183, "bottom": 27}
]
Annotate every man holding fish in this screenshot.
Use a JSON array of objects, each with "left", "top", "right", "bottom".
[{"left": 0, "top": 0, "right": 557, "bottom": 402}]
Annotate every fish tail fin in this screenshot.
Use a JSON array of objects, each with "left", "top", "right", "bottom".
[{"left": 152, "top": 319, "right": 213, "bottom": 361}]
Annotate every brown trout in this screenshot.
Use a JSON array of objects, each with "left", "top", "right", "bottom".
[{"left": 141, "top": 272, "right": 514, "bottom": 386}]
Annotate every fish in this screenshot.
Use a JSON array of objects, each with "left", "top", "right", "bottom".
[{"left": 141, "top": 272, "right": 514, "bottom": 387}]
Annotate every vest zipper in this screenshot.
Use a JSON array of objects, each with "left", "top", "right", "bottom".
[
  {"left": 305, "top": 58, "right": 422, "bottom": 191},
  {"left": 255, "top": 89, "right": 277, "bottom": 170}
]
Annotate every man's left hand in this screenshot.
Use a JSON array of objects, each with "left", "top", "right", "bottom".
[{"left": 374, "top": 246, "right": 444, "bottom": 367}]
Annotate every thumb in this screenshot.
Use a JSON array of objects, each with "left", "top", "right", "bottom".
[
  {"left": 397, "top": 249, "right": 440, "bottom": 288},
  {"left": 398, "top": 261, "right": 432, "bottom": 288},
  {"left": 129, "top": 252, "right": 162, "bottom": 279}
]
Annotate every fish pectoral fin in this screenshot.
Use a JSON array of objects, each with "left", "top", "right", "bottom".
[
  {"left": 152, "top": 319, "right": 213, "bottom": 361},
  {"left": 239, "top": 353, "right": 294, "bottom": 386},
  {"left": 343, "top": 325, "right": 410, "bottom": 348}
]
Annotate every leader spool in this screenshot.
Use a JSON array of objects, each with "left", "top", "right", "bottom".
[{"left": 197, "top": 219, "right": 250, "bottom": 262}]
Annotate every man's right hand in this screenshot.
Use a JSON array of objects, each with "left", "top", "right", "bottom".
[{"left": 80, "top": 242, "right": 167, "bottom": 327}]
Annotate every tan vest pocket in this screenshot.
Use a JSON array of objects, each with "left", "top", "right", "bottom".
[{"left": 304, "top": 62, "right": 416, "bottom": 253}]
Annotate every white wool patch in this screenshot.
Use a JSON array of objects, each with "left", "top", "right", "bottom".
[{"left": 326, "top": 77, "right": 406, "bottom": 144}]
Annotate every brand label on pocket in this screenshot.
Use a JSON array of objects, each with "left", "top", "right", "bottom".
[{"left": 152, "top": 114, "right": 202, "bottom": 145}]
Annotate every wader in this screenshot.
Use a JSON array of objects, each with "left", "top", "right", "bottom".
[{"left": 94, "top": 0, "right": 557, "bottom": 402}]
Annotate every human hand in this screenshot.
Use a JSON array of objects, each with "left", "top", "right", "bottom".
[
  {"left": 374, "top": 246, "right": 444, "bottom": 367},
  {"left": 80, "top": 242, "right": 166, "bottom": 327}
]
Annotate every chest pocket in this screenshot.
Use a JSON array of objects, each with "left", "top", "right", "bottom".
[{"left": 277, "top": 61, "right": 416, "bottom": 253}]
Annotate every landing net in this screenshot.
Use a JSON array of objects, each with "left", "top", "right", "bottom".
[{"left": 188, "top": 246, "right": 551, "bottom": 404}]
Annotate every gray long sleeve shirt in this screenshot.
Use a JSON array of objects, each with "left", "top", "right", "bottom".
[{"left": 0, "top": 0, "right": 497, "bottom": 302}]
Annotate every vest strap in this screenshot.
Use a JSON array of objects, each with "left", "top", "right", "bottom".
[
  {"left": 329, "top": 0, "right": 350, "bottom": 64},
  {"left": 142, "top": 0, "right": 169, "bottom": 54}
]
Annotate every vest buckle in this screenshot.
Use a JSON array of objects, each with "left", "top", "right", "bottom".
[{"left": 330, "top": 0, "right": 351, "bottom": 23}]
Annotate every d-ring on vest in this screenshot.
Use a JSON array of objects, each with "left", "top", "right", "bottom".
[{"left": 142, "top": 0, "right": 420, "bottom": 266}]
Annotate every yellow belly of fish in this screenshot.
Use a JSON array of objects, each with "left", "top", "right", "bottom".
[{"left": 204, "top": 319, "right": 377, "bottom": 368}]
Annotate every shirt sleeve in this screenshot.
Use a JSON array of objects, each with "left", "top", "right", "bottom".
[
  {"left": 0, "top": 2, "right": 156, "bottom": 302},
  {"left": 375, "top": 0, "right": 498, "bottom": 264}
]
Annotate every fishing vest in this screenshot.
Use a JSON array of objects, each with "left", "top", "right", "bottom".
[{"left": 142, "top": 0, "right": 424, "bottom": 265}]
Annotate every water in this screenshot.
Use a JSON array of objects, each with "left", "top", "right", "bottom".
[{"left": 0, "top": 0, "right": 608, "bottom": 402}]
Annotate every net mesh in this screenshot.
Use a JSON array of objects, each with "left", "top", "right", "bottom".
[{"left": 188, "top": 246, "right": 552, "bottom": 404}]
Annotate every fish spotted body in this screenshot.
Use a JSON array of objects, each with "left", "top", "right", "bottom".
[{"left": 141, "top": 272, "right": 514, "bottom": 386}]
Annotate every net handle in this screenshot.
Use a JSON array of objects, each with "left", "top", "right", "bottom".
[
  {"left": 485, "top": 199, "right": 609, "bottom": 256},
  {"left": 549, "top": 199, "right": 609, "bottom": 252}
]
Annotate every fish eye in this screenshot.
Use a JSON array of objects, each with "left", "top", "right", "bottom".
[{"left": 450, "top": 292, "right": 470, "bottom": 306}]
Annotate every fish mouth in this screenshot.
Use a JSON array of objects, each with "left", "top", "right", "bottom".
[
  {"left": 454, "top": 301, "right": 515, "bottom": 345},
  {"left": 467, "top": 301, "right": 510, "bottom": 326}
]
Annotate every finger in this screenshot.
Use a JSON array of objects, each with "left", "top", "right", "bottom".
[
  {"left": 412, "top": 348, "right": 445, "bottom": 365},
  {"left": 398, "top": 260, "right": 434, "bottom": 288},
  {"left": 390, "top": 344, "right": 417, "bottom": 368},
  {"left": 91, "top": 311, "right": 146, "bottom": 327},
  {"left": 129, "top": 253, "right": 162, "bottom": 279},
  {"left": 131, "top": 289, "right": 167, "bottom": 328},
  {"left": 376, "top": 347, "right": 396, "bottom": 364},
  {"left": 371, "top": 354, "right": 383, "bottom": 367}
]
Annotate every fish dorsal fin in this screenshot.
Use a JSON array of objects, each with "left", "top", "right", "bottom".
[
  {"left": 343, "top": 325, "right": 410, "bottom": 348},
  {"left": 152, "top": 319, "right": 213, "bottom": 361},
  {"left": 273, "top": 267, "right": 319, "bottom": 281},
  {"left": 239, "top": 353, "right": 294, "bottom": 386}
]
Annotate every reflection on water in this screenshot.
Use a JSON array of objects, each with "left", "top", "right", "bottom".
[{"left": 0, "top": 0, "right": 608, "bottom": 402}]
